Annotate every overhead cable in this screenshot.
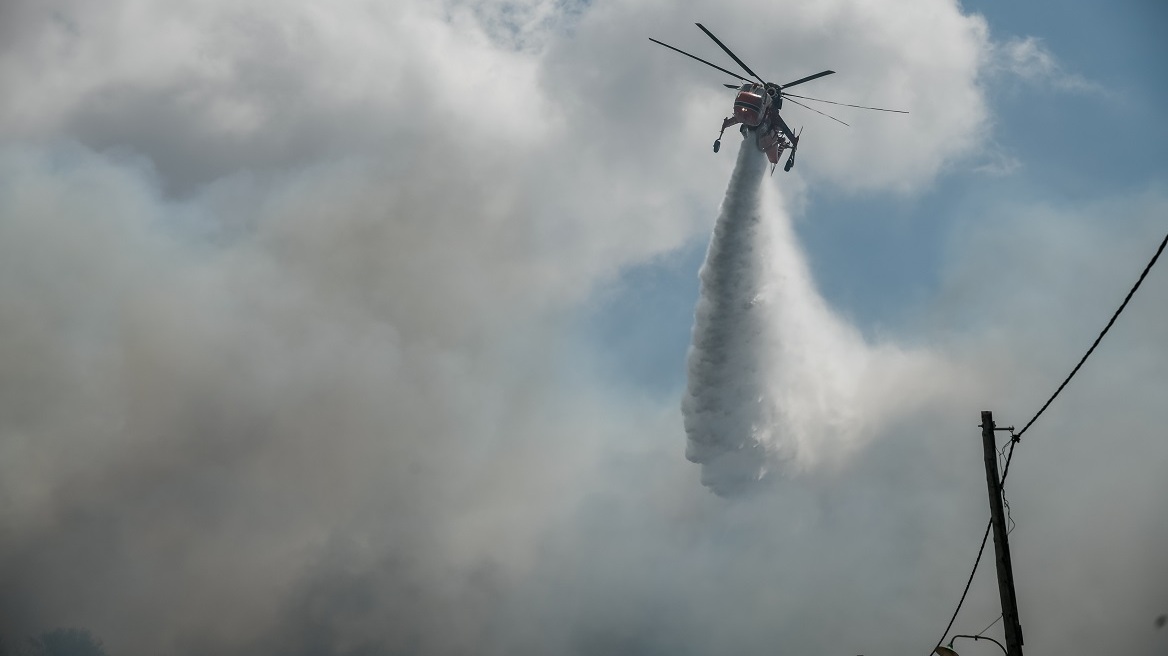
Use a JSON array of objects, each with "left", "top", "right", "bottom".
[
  {"left": 1013, "top": 231, "right": 1168, "bottom": 442},
  {"left": 929, "top": 519, "right": 993, "bottom": 654}
]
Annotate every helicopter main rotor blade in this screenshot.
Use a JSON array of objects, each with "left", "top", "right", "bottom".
[
  {"left": 779, "top": 70, "right": 835, "bottom": 89},
  {"left": 783, "top": 92, "right": 909, "bottom": 114},
  {"left": 649, "top": 38, "right": 752, "bottom": 83},
  {"left": 695, "top": 23, "right": 765, "bottom": 84},
  {"left": 785, "top": 97, "right": 850, "bottom": 127}
]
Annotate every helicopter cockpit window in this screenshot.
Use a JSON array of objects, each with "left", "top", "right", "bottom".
[{"left": 740, "top": 83, "right": 753, "bottom": 92}]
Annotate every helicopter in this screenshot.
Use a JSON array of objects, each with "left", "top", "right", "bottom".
[{"left": 650, "top": 24, "right": 907, "bottom": 173}]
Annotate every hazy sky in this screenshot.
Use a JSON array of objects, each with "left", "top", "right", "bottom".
[{"left": 0, "top": 1, "right": 1165, "bottom": 655}]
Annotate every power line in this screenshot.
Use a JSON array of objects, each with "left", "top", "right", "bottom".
[
  {"left": 1003, "top": 486, "right": 1016, "bottom": 536},
  {"left": 1013, "top": 231, "right": 1168, "bottom": 442},
  {"left": 1000, "top": 432, "right": 1018, "bottom": 536},
  {"left": 929, "top": 519, "right": 992, "bottom": 654},
  {"left": 927, "top": 230, "right": 1168, "bottom": 655}
]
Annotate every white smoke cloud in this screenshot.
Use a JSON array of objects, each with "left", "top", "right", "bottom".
[
  {"left": 547, "top": 0, "right": 991, "bottom": 192},
  {"left": 1, "top": 1, "right": 1164, "bottom": 655}
]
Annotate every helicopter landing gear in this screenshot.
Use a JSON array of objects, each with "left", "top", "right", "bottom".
[
  {"left": 783, "top": 127, "right": 802, "bottom": 172},
  {"left": 714, "top": 118, "right": 734, "bottom": 153}
]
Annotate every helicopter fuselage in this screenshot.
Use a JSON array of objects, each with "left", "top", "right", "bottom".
[
  {"left": 723, "top": 82, "right": 794, "bottom": 171},
  {"left": 733, "top": 84, "right": 767, "bottom": 127}
]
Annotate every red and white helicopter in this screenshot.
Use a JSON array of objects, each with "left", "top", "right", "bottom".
[{"left": 650, "top": 24, "right": 907, "bottom": 173}]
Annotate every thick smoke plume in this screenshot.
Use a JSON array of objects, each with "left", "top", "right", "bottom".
[
  {"left": 683, "top": 137, "right": 937, "bottom": 494},
  {"left": 3, "top": 2, "right": 1167, "bottom": 654}
]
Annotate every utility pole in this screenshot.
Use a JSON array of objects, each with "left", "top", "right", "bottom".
[{"left": 981, "top": 410, "right": 1024, "bottom": 656}]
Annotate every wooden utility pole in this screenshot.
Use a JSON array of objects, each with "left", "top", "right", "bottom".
[{"left": 981, "top": 410, "right": 1024, "bottom": 656}]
